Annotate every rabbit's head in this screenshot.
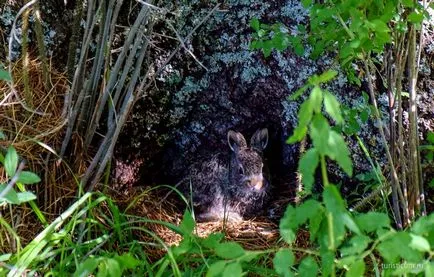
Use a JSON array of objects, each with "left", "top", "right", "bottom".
[{"left": 227, "top": 128, "right": 269, "bottom": 191}]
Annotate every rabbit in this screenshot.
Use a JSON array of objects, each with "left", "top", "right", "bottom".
[{"left": 186, "top": 128, "right": 270, "bottom": 222}]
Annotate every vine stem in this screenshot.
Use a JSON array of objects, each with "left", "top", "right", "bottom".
[{"left": 337, "top": 14, "right": 355, "bottom": 40}]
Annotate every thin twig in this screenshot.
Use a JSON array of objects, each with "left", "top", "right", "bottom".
[
  {"left": 363, "top": 60, "right": 406, "bottom": 229},
  {"left": 140, "top": 3, "right": 221, "bottom": 95},
  {"left": 167, "top": 22, "right": 208, "bottom": 71}
]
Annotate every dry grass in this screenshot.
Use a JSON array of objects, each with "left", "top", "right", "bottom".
[
  {"left": 110, "top": 186, "right": 295, "bottom": 257},
  {"left": 0, "top": 56, "right": 83, "bottom": 252},
  {"left": 106, "top": 186, "right": 282, "bottom": 263}
]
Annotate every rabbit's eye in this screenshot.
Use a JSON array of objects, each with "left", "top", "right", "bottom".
[{"left": 238, "top": 166, "right": 244, "bottom": 175}]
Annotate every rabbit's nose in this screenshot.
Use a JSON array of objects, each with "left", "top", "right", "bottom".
[{"left": 249, "top": 175, "right": 264, "bottom": 190}]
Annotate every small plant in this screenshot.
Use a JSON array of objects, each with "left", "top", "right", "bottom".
[
  {"left": 249, "top": 18, "right": 305, "bottom": 57},
  {"left": 287, "top": 70, "right": 353, "bottom": 191},
  {"left": 0, "top": 145, "right": 40, "bottom": 206},
  {"left": 251, "top": 0, "right": 430, "bottom": 227},
  {"left": 339, "top": 92, "right": 372, "bottom": 136}
]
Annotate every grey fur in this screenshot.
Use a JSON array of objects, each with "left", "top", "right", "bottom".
[{"left": 187, "top": 128, "right": 270, "bottom": 222}]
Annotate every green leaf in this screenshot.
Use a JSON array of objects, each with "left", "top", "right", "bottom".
[
  {"left": 310, "top": 38, "right": 325, "bottom": 58},
  {"left": 340, "top": 43, "right": 354, "bottom": 60},
  {"left": 180, "top": 210, "right": 195, "bottom": 235},
  {"left": 370, "top": 19, "right": 390, "bottom": 33},
  {"left": 172, "top": 237, "right": 192, "bottom": 256},
  {"left": 238, "top": 251, "right": 259, "bottom": 263},
  {"left": 5, "top": 146, "right": 18, "bottom": 177},
  {"left": 360, "top": 109, "right": 369, "bottom": 123},
  {"left": 249, "top": 40, "right": 262, "bottom": 50},
  {"left": 361, "top": 91, "right": 369, "bottom": 103},
  {"left": 409, "top": 234, "right": 430, "bottom": 252},
  {"left": 392, "top": 262, "right": 426, "bottom": 275},
  {"left": 343, "top": 116, "right": 361, "bottom": 135},
  {"left": 309, "top": 207, "right": 324, "bottom": 241},
  {"left": 0, "top": 253, "right": 12, "bottom": 262},
  {"left": 323, "top": 186, "right": 346, "bottom": 249},
  {"left": 99, "top": 258, "right": 121, "bottom": 277},
  {"left": 290, "top": 84, "right": 309, "bottom": 100},
  {"left": 215, "top": 242, "right": 245, "bottom": 259},
  {"left": 16, "top": 192, "right": 37, "bottom": 203},
  {"left": 327, "top": 131, "right": 353, "bottom": 176},
  {"left": 427, "top": 131, "right": 434, "bottom": 143},
  {"left": 0, "top": 184, "right": 19, "bottom": 204},
  {"left": 17, "top": 171, "right": 41, "bottom": 185},
  {"left": 321, "top": 250, "right": 334, "bottom": 277},
  {"left": 222, "top": 262, "right": 242, "bottom": 277},
  {"left": 374, "top": 31, "right": 391, "bottom": 47},
  {"left": 346, "top": 260, "right": 365, "bottom": 277},
  {"left": 349, "top": 39, "right": 361, "bottom": 49},
  {"left": 337, "top": 256, "right": 356, "bottom": 268},
  {"left": 262, "top": 40, "right": 273, "bottom": 57},
  {"left": 301, "top": 0, "right": 313, "bottom": 8},
  {"left": 0, "top": 69, "right": 11, "bottom": 82},
  {"left": 310, "top": 114, "right": 330, "bottom": 155},
  {"left": 377, "top": 232, "right": 423, "bottom": 262},
  {"left": 298, "top": 99, "right": 314, "bottom": 127},
  {"left": 292, "top": 36, "right": 305, "bottom": 56},
  {"left": 273, "top": 32, "right": 290, "bottom": 51},
  {"left": 250, "top": 18, "right": 260, "bottom": 31},
  {"left": 0, "top": 130, "right": 5, "bottom": 140},
  {"left": 202, "top": 233, "right": 225, "bottom": 249},
  {"left": 287, "top": 125, "right": 307, "bottom": 144},
  {"left": 401, "top": 0, "right": 414, "bottom": 7},
  {"left": 297, "top": 24, "right": 306, "bottom": 33},
  {"left": 74, "top": 257, "right": 100, "bottom": 277},
  {"left": 324, "top": 91, "right": 343, "bottom": 124},
  {"left": 309, "top": 86, "right": 323, "bottom": 113},
  {"left": 408, "top": 12, "right": 424, "bottom": 23},
  {"left": 323, "top": 185, "right": 346, "bottom": 214},
  {"left": 318, "top": 70, "right": 338, "bottom": 83},
  {"left": 298, "top": 256, "right": 318, "bottom": 277},
  {"left": 207, "top": 261, "right": 226, "bottom": 277},
  {"left": 298, "top": 148, "right": 319, "bottom": 192},
  {"left": 355, "top": 212, "right": 390, "bottom": 233},
  {"left": 411, "top": 213, "right": 434, "bottom": 235},
  {"left": 341, "top": 213, "right": 361, "bottom": 235},
  {"left": 280, "top": 205, "right": 297, "bottom": 243},
  {"left": 287, "top": 99, "right": 314, "bottom": 143},
  {"left": 340, "top": 235, "right": 371, "bottom": 256},
  {"left": 295, "top": 199, "right": 322, "bottom": 226},
  {"left": 114, "top": 254, "right": 140, "bottom": 270},
  {"left": 257, "top": 29, "right": 267, "bottom": 38},
  {"left": 426, "top": 262, "right": 434, "bottom": 276},
  {"left": 273, "top": 249, "right": 294, "bottom": 277}
]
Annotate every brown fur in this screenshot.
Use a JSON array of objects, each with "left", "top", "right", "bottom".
[{"left": 185, "top": 128, "right": 270, "bottom": 222}]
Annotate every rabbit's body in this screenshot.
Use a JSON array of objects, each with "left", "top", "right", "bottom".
[{"left": 186, "top": 129, "right": 271, "bottom": 222}]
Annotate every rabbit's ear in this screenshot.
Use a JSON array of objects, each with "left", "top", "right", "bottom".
[
  {"left": 251, "top": 128, "right": 268, "bottom": 151},
  {"left": 228, "top": 130, "right": 247, "bottom": 152}
]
